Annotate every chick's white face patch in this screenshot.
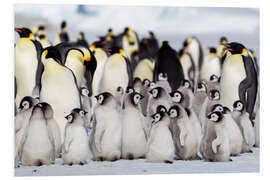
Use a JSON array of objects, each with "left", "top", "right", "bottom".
[
  {"left": 169, "top": 109, "right": 178, "bottom": 118},
  {"left": 22, "top": 101, "right": 30, "bottom": 110},
  {"left": 172, "top": 92, "right": 182, "bottom": 103},
  {"left": 133, "top": 94, "right": 141, "bottom": 105},
  {"left": 82, "top": 88, "right": 89, "bottom": 96},
  {"left": 98, "top": 95, "right": 104, "bottom": 104}
]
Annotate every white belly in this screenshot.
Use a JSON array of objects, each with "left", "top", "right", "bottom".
[
  {"left": 180, "top": 54, "right": 192, "bottom": 80},
  {"left": 133, "top": 59, "right": 154, "bottom": 81},
  {"left": 201, "top": 55, "right": 220, "bottom": 81}
]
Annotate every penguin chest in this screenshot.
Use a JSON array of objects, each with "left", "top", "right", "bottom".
[
  {"left": 134, "top": 59, "right": 154, "bottom": 81},
  {"left": 187, "top": 42, "right": 199, "bottom": 67},
  {"left": 65, "top": 59, "right": 85, "bottom": 87},
  {"left": 220, "top": 55, "right": 246, "bottom": 108},
  {"left": 201, "top": 55, "right": 220, "bottom": 81},
  {"left": 180, "top": 54, "right": 192, "bottom": 79}
]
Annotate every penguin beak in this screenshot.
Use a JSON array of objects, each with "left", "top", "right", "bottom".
[
  {"left": 15, "top": 28, "right": 22, "bottom": 34},
  {"left": 224, "top": 44, "right": 233, "bottom": 52}
]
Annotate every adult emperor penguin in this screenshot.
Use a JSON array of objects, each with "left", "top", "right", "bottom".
[
  {"left": 122, "top": 27, "right": 139, "bottom": 61},
  {"left": 183, "top": 37, "right": 204, "bottom": 86},
  {"left": 39, "top": 46, "right": 82, "bottom": 143},
  {"left": 90, "top": 43, "right": 108, "bottom": 97},
  {"left": 154, "top": 41, "right": 184, "bottom": 91},
  {"left": 133, "top": 58, "right": 155, "bottom": 82},
  {"left": 200, "top": 111, "right": 231, "bottom": 162},
  {"left": 39, "top": 102, "right": 61, "bottom": 158},
  {"left": 90, "top": 92, "right": 122, "bottom": 161},
  {"left": 200, "top": 47, "right": 221, "bottom": 82},
  {"left": 15, "top": 28, "right": 43, "bottom": 108},
  {"left": 98, "top": 47, "right": 133, "bottom": 96},
  {"left": 53, "top": 21, "right": 69, "bottom": 45},
  {"left": 220, "top": 42, "right": 258, "bottom": 120},
  {"left": 231, "top": 100, "right": 255, "bottom": 153},
  {"left": 20, "top": 103, "right": 55, "bottom": 166},
  {"left": 15, "top": 96, "right": 38, "bottom": 159},
  {"left": 62, "top": 108, "right": 90, "bottom": 165},
  {"left": 168, "top": 105, "right": 201, "bottom": 160},
  {"left": 178, "top": 48, "right": 195, "bottom": 83},
  {"left": 76, "top": 32, "right": 89, "bottom": 48},
  {"left": 216, "top": 36, "right": 228, "bottom": 59},
  {"left": 146, "top": 110, "right": 175, "bottom": 163},
  {"left": 122, "top": 92, "right": 148, "bottom": 159}
]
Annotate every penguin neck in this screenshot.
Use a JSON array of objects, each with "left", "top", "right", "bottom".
[
  {"left": 44, "top": 59, "right": 65, "bottom": 73},
  {"left": 65, "top": 55, "right": 85, "bottom": 86},
  {"left": 16, "top": 38, "right": 34, "bottom": 50}
]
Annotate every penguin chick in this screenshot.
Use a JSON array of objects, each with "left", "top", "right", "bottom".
[
  {"left": 206, "top": 74, "right": 220, "bottom": 92},
  {"left": 80, "top": 87, "right": 92, "bottom": 132},
  {"left": 40, "top": 102, "right": 62, "bottom": 158},
  {"left": 155, "top": 72, "right": 172, "bottom": 93},
  {"left": 90, "top": 92, "right": 122, "bottom": 161},
  {"left": 231, "top": 100, "right": 255, "bottom": 153},
  {"left": 20, "top": 104, "right": 55, "bottom": 166},
  {"left": 122, "top": 92, "right": 148, "bottom": 159},
  {"left": 146, "top": 111, "right": 174, "bottom": 163},
  {"left": 168, "top": 105, "right": 201, "bottom": 160},
  {"left": 15, "top": 96, "right": 38, "bottom": 159},
  {"left": 192, "top": 81, "right": 208, "bottom": 118},
  {"left": 200, "top": 111, "right": 231, "bottom": 162},
  {"left": 177, "top": 80, "right": 195, "bottom": 108},
  {"left": 62, "top": 108, "right": 90, "bottom": 165}
]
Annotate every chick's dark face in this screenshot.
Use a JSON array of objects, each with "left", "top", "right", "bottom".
[{"left": 225, "top": 42, "right": 245, "bottom": 55}]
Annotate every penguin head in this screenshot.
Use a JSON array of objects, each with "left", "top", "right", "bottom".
[
  {"left": 162, "top": 41, "right": 170, "bottom": 48},
  {"left": 207, "top": 111, "right": 223, "bottom": 122},
  {"left": 156, "top": 105, "right": 167, "bottom": 114},
  {"left": 197, "top": 81, "right": 207, "bottom": 92},
  {"left": 116, "top": 86, "right": 124, "bottom": 95},
  {"left": 182, "top": 80, "right": 191, "bottom": 89},
  {"left": 158, "top": 72, "right": 168, "bottom": 81},
  {"left": 209, "top": 89, "right": 220, "bottom": 101},
  {"left": 208, "top": 47, "right": 217, "bottom": 54},
  {"left": 133, "top": 77, "right": 142, "bottom": 86},
  {"left": 220, "top": 36, "right": 228, "bottom": 45},
  {"left": 65, "top": 108, "right": 87, "bottom": 124},
  {"left": 42, "top": 46, "right": 62, "bottom": 65},
  {"left": 126, "top": 86, "right": 135, "bottom": 94},
  {"left": 183, "top": 37, "right": 192, "bottom": 47},
  {"left": 38, "top": 34, "right": 46, "bottom": 40},
  {"left": 169, "top": 90, "right": 184, "bottom": 104},
  {"left": 233, "top": 100, "right": 244, "bottom": 112},
  {"left": 225, "top": 42, "right": 246, "bottom": 55},
  {"left": 61, "top": 21, "right": 67, "bottom": 31},
  {"left": 80, "top": 87, "right": 90, "bottom": 97},
  {"left": 168, "top": 105, "right": 180, "bottom": 118},
  {"left": 142, "top": 79, "right": 150, "bottom": 87},
  {"left": 211, "top": 104, "right": 224, "bottom": 113},
  {"left": 18, "top": 96, "right": 37, "bottom": 111},
  {"left": 31, "top": 103, "right": 45, "bottom": 119},
  {"left": 106, "top": 46, "right": 124, "bottom": 56},
  {"left": 149, "top": 87, "right": 164, "bottom": 99},
  {"left": 149, "top": 31, "right": 154, "bottom": 38},
  {"left": 130, "top": 92, "right": 144, "bottom": 106},
  {"left": 15, "top": 28, "right": 34, "bottom": 39},
  {"left": 77, "top": 32, "right": 84, "bottom": 40},
  {"left": 209, "top": 74, "right": 219, "bottom": 82},
  {"left": 95, "top": 92, "right": 113, "bottom": 105},
  {"left": 38, "top": 25, "right": 45, "bottom": 31},
  {"left": 151, "top": 111, "right": 166, "bottom": 124},
  {"left": 39, "top": 102, "right": 54, "bottom": 120}
]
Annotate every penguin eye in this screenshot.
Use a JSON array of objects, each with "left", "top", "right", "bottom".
[
  {"left": 79, "top": 110, "right": 85, "bottom": 117},
  {"left": 22, "top": 101, "right": 29, "bottom": 108},
  {"left": 169, "top": 109, "right": 177, "bottom": 118},
  {"left": 67, "top": 115, "right": 73, "bottom": 122},
  {"left": 155, "top": 114, "right": 161, "bottom": 121}
]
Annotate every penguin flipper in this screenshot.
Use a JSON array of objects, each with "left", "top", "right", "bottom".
[
  {"left": 123, "top": 55, "right": 134, "bottom": 87},
  {"left": 63, "top": 126, "right": 72, "bottom": 153},
  {"left": 94, "top": 116, "right": 105, "bottom": 153},
  {"left": 179, "top": 125, "right": 187, "bottom": 146}
]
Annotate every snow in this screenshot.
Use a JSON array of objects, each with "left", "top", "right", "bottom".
[{"left": 15, "top": 148, "right": 259, "bottom": 176}]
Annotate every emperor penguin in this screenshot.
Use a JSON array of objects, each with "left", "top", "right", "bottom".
[
  {"left": 53, "top": 21, "right": 69, "bottom": 45},
  {"left": 39, "top": 102, "right": 62, "bottom": 158},
  {"left": 39, "top": 46, "right": 82, "bottom": 143},
  {"left": 147, "top": 87, "right": 172, "bottom": 118},
  {"left": 133, "top": 58, "right": 155, "bottom": 82},
  {"left": 168, "top": 105, "right": 201, "bottom": 160},
  {"left": 216, "top": 36, "right": 228, "bottom": 59},
  {"left": 210, "top": 104, "right": 243, "bottom": 156},
  {"left": 90, "top": 92, "right": 122, "bottom": 161},
  {"left": 20, "top": 103, "right": 55, "bottom": 166},
  {"left": 231, "top": 100, "right": 255, "bottom": 153},
  {"left": 146, "top": 110, "right": 175, "bottom": 163},
  {"left": 183, "top": 37, "right": 204, "bottom": 87},
  {"left": 200, "top": 111, "right": 231, "bottom": 162},
  {"left": 154, "top": 41, "right": 184, "bottom": 91},
  {"left": 36, "top": 26, "right": 51, "bottom": 48},
  {"left": 99, "top": 47, "right": 133, "bottom": 96},
  {"left": 121, "top": 92, "right": 148, "bottom": 159},
  {"left": 62, "top": 108, "right": 90, "bottom": 165},
  {"left": 192, "top": 81, "right": 208, "bottom": 119},
  {"left": 122, "top": 27, "right": 139, "bottom": 61},
  {"left": 204, "top": 89, "right": 221, "bottom": 118},
  {"left": 147, "top": 31, "right": 159, "bottom": 59},
  {"left": 90, "top": 43, "right": 108, "bottom": 97},
  {"left": 76, "top": 32, "right": 89, "bottom": 48},
  {"left": 155, "top": 72, "right": 172, "bottom": 93},
  {"left": 140, "top": 79, "right": 151, "bottom": 116},
  {"left": 80, "top": 87, "right": 92, "bottom": 131},
  {"left": 15, "top": 28, "right": 43, "bottom": 108},
  {"left": 207, "top": 74, "right": 220, "bottom": 92},
  {"left": 15, "top": 96, "right": 38, "bottom": 159},
  {"left": 220, "top": 42, "right": 258, "bottom": 120},
  {"left": 177, "top": 80, "right": 195, "bottom": 107},
  {"left": 200, "top": 47, "right": 221, "bottom": 82},
  {"left": 178, "top": 49, "right": 195, "bottom": 83}
]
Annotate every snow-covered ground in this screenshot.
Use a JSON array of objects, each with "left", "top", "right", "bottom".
[{"left": 15, "top": 148, "right": 259, "bottom": 176}]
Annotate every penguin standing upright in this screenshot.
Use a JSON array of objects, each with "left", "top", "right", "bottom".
[
  {"left": 220, "top": 42, "right": 258, "bottom": 119},
  {"left": 99, "top": 47, "right": 133, "bottom": 96},
  {"left": 39, "top": 46, "right": 82, "bottom": 143},
  {"left": 216, "top": 36, "right": 228, "bottom": 59},
  {"left": 36, "top": 26, "right": 51, "bottom": 48},
  {"left": 122, "top": 27, "right": 139, "bottom": 61},
  {"left": 154, "top": 41, "right": 184, "bottom": 91},
  {"left": 14, "top": 28, "right": 43, "bottom": 108},
  {"left": 53, "top": 21, "right": 69, "bottom": 45},
  {"left": 179, "top": 49, "right": 195, "bottom": 83},
  {"left": 201, "top": 47, "right": 221, "bottom": 82},
  {"left": 76, "top": 32, "right": 89, "bottom": 48},
  {"left": 147, "top": 31, "right": 159, "bottom": 59}
]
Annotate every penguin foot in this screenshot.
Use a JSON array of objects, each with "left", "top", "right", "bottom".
[
  {"left": 127, "top": 153, "right": 134, "bottom": 160},
  {"left": 68, "top": 163, "right": 73, "bottom": 166},
  {"left": 98, "top": 157, "right": 104, "bottom": 161},
  {"left": 110, "top": 156, "right": 119, "bottom": 162},
  {"left": 79, "top": 162, "right": 84, "bottom": 165},
  {"left": 248, "top": 150, "right": 253, "bottom": 153},
  {"left": 229, "top": 159, "right": 233, "bottom": 162},
  {"left": 164, "top": 160, "right": 173, "bottom": 164}
]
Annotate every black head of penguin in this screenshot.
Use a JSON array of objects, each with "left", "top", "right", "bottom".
[
  {"left": 43, "top": 46, "right": 63, "bottom": 65},
  {"left": 210, "top": 74, "right": 219, "bottom": 82},
  {"left": 220, "top": 36, "right": 228, "bottom": 45},
  {"left": 126, "top": 86, "right": 135, "bottom": 94},
  {"left": 39, "top": 102, "right": 54, "bottom": 120},
  {"left": 61, "top": 21, "right": 67, "bottom": 29},
  {"left": 149, "top": 31, "right": 154, "bottom": 38},
  {"left": 169, "top": 90, "right": 184, "bottom": 104},
  {"left": 233, "top": 100, "right": 245, "bottom": 113},
  {"left": 208, "top": 47, "right": 217, "bottom": 54},
  {"left": 15, "top": 28, "right": 32, "bottom": 38},
  {"left": 225, "top": 42, "right": 246, "bottom": 55},
  {"left": 142, "top": 79, "right": 151, "bottom": 87},
  {"left": 178, "top": 48, "right": 184, "bottom": 57},
  {"left": 149, "top": 87, "right": 165, "bottom": 99},
  {"left": 207, "top": 111, "right": 223, "bottom": 123},
  {"left": 156, "top": 105, "right": 167, "bottom": 114},
  {"left": 95, "top": 92, "right": 113, "bottom": 105},
  {"left": 106, "top": 46, "right": 124, "bottom": 55},
  {"left": 19, "top": 96, "right": 36, "bottom": 111},
  {"left": 129, "top": 92, "right": 144, "bottom": 106},
  {"left": 133, "top": 77, "right": 142, "bottom": 85},
  {"left": 182, "top": 79, "right": 191, "bottom": 89},
  {"left": 38, "top": 34, "right": 46, "bottom": 40},
  {"left": 123, "top": 27, "right": 129, "bottom": 35},
  {"left": 38, "top": 26, "right": 45, "bottom": 31},
  {"left": 168, "top": 105, "right": 180, "bottom": 118},
  {"left": 83, "top": 49, "right": 97, "bottom": 78},
  {"left": 210, "top": 104, "right": 224, "bottom": 113},
  {"left": 151, "top": 111, "right": 166, "bottom": 124},
  {"left": 209, "top": 89, "right": 220, "bottom": 100}
]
